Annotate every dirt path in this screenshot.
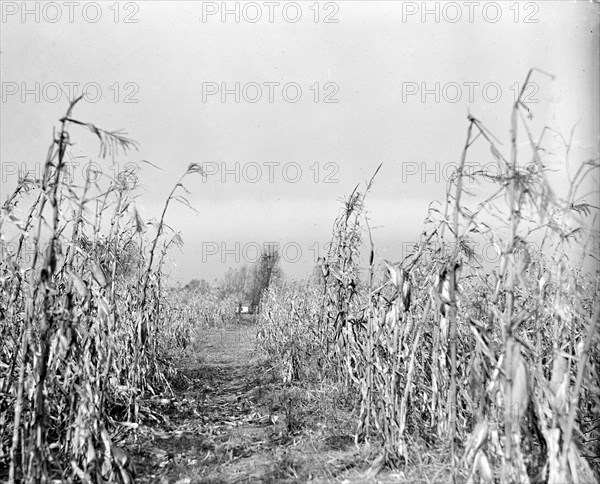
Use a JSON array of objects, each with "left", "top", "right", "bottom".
[
  {"left": 131, "top": 324, "right": 282, "bottom": 483},
  {"left": 129, "top": 324, "right": 435, "bottom": 484}
]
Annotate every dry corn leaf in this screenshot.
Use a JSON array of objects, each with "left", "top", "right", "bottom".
[
  {"left": 86, "top": 437, "right": 96, "bottom": 465},
  {"left": 475, "top": 450, "right": 493, "bottom": 483},
  {"left": 511, "top": 344, "right": 529, "bottom": 422},
  {"left": 68, "top": 270, "right": 88, "bottom": 299},
  {"left": 550, "top": 353, "right": 568, "bottom": 413},
  {"left": 547, "top": 427, "right": 565, "bottom": 483},
  {"left": 567, "top": 439, "right": 596, "bottom": 484},
  {"left": 90, "top": 260, "right": 109, "bottom": 287},
  {"left": 385, "top": 305, "right": 398, "bottom": 327},
  {"left": 463, "top": 421, "right": 489, "bottom": 464},
  {"left": 97, "top": 297, "right": 110, "bottom": 322}
]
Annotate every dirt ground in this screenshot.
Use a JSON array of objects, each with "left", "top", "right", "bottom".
[{"left": 128, "top": 324, "right": 450, "bottom": 483}]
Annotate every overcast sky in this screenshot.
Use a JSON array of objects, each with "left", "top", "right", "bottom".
[{"left": 1, "top": 1, "right": 598, "bottom": 284}]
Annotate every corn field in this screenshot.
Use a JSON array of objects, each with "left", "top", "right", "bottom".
[
  {"left": 0, "top": 97, "right": 204, "bottom": 482},
  {"left": 0, "top": 72, "right": 598, "bottom": 483},
  {"left": 256, "top": 71, "right": 600, "bottom": 483}
]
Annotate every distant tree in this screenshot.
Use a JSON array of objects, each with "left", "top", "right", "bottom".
[
  {"left": 312, "top": 256, "right": 328, "bottom": 285},
  {"left": 221, "top": 265, "right": 252, "bottom": 300},
  {"left": 183, "top": 278, "right": 211, "bottom": 294},
  {"left": 249, "top": 244, "right": 281, "bottom": 308}
]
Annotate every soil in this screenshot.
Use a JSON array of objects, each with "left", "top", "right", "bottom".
[{"left": 128, "top": 324, "right": 445, "bottom": 483}]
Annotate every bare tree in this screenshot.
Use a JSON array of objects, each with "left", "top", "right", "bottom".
[{"left": 250, "top": 244, "right": 281, "bottom": 309}]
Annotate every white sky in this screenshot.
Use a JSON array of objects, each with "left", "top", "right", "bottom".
[{"left": 1, "top": 1, "right": 598, "bottom": 284}]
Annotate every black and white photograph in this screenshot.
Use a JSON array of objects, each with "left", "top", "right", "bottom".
[{"left": 1, "top": 1, "right": 599, "bottom": 482}]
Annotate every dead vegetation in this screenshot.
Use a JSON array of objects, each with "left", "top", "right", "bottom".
[
  {"left": 0, "top": 97, "right": 203, "bottom": 482},
  {"left": 1, "top": 71, "right": 598, "bottom": 483},
  {"left": 256, "top": 70, "right": 600, "bottom": 483}
]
